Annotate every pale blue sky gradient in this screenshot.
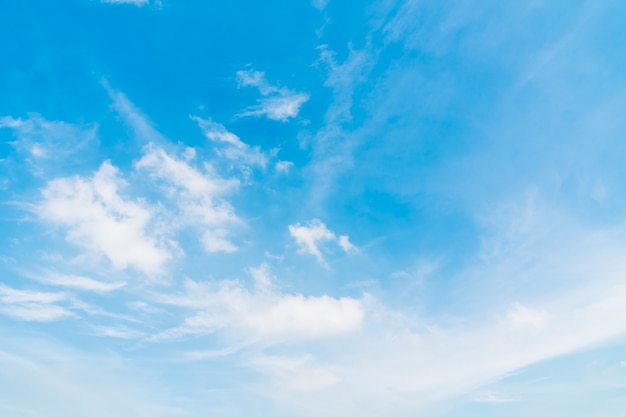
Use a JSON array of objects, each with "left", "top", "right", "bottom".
[{"left": 2, "top": 1, "right": 626, "bottom": 416}]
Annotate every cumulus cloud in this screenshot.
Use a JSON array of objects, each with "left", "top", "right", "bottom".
[
  {"left": 288, "top": 219, "right": 355, "bottom": 266},
  {"left": 38, "top": 161, "right": 171, "bottom": 275},
  {"left": 236, "top": 69, "right": 309, "bottom": 121},
  {"left": 136, "top": 144, "right": 241, "bottom": 253},
  {"left": 153, "top": 264, "right": 364, "bottom": 342},
  {"left": 191, "top": 116, "right": 268, "bottom": 168},
  {"left": 0, "top": 284, "right": 72, "bottom": 322}
]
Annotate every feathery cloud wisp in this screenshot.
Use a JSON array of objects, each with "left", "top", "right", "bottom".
[{"left": 236, "top": 69, "right": 309, "bottom": 122}]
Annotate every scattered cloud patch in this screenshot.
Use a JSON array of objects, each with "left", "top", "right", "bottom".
[
  {"left": 236, "top": 69, "right": 309, "bottom": 121},
  {"left": 154, "top": 264, "right": 364, "bottom": 342},
  {"left": 30, "top": 271, "right": 126, "bottom": 292},
  {"left": 191, "top": 116, "right": 268, "bottom": 168},
  {"left": 136, "top": 144, "right": 241, "bottom": 253},
  {"left": 37, "top": 161, "right": 171, "bottom": 275},
  {"left": 0, "top": 284, "right": 72, "bottom": 322},
  {"left": 288, "top": 219, "right": 355, "bottom": 266},
  {"left": 0, "top": 114, "right": 97, "bottom": 163}
]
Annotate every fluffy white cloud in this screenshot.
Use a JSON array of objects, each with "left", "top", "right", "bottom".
[
  {"left": 136, "top": 144, "right": 241, "bottom": 253},
  {"left": 0, "top": 285, "right": 72, "bottom": 322},
  {"left": 236, "top": 69, "right": 309, "bottom": 122},
  {"left": 154, "top": 264, "right": 364, "bottom": 342},
  {"left": 38, "top": 161, "right": 171, "bottom": 275},
  {"left": 288, "top": 219, "right": 355, "bottom": 266}
]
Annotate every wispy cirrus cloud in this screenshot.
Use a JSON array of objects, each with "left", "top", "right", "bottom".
[
  {"left": 0, "top": 113, "right": 99, "bottom": 169},
  {"left": 29, "top": 271, "right": 126, "bottom": 293},
  {"left": 236, "top": 69, "right": 309, "bottom": 122},
  {"left": 0, "top": 284, "right": 72, "bottom": 322},
  {"left": 191, "top": 116, "right": 268, "bottom": 168}
]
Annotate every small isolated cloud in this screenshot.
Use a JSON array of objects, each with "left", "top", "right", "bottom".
[
  {"left": 191, "top": 116, "right": 268, "bottom": 168},
  {"left": 236, "top": 69, "right": 309, "bottom": 122},
  {"left": 136, "top": 143, "right": 241, "bottom": 253},
  {"left": 154, "top": 264, "right": 364, "bottom": 342},
  {"left": 275, "top": 160, "right": 294, "bottom": 174},
  {"left": 507, "top": 302, "right": 549, "bottom": 327},
  {"left": 288, "top": 219, "right": 355, "bottom": 266},
  {"left": 38, "top": 161, "right": 171, "bottom": 275},
  {"left": 0, "top": 284, "right": 72, "bottom": 322}
]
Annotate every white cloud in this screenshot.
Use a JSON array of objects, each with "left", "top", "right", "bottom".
[
  {"left": 104, "top": 88, "right": 243, "bottom": 255},
  {"left": 337, "top": 235, "right": 356, "bottom": 252},
  {"left": 92, "top": 326, "right": 143, "bottom": 339},
  {"left": 38, "top": 161, "right": 171, "bottom": 275},
  {"left": 153, "top": 264, "right": 364, "bottom": 343},
  {"left": 507, "top": 302, "right": 549, "bottom": 327},
  {"left": 288, "top": 219, "right": 355, "bottom": 266},
  {"left": 249, "top": 263, "right": 274, "bottom": 291},
  {"left": 136, "top": 143, "right": 235, "bottom": 199},
  {"left": 136, "top": 144, "right": 241, "bottom": 253},
  {"left": 201, "top": 229, "right": 238, "bottom": 253},
  {"left": 0, "top": 284, "right": 72, "bottom": 322},
  {"left": 236, "top": 69, "right": 309, "bottom": 122},
  {"left": 191, "top": 116, "right": 268, "bottom": 167},
  {"left": 0, "top": 114, "right": 98, "bottom": 162},
  {"left": 105, "top": 83, "right": 163, "bottom": 143},
  {"left": 275, "top": 160, "right": 294, "bottom": 174},
  {"left": 29, "top": 271, "right": 126, "bottom": 292}
]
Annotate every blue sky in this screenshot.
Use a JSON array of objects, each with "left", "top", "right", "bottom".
[{"left": 2, "top": 0, "right": 626, "bottom": 415}]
